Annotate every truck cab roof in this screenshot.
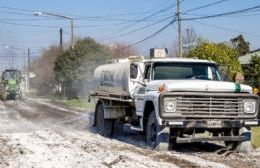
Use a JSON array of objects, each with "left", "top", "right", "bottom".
[{"left": 143, "top": 58, "right": 217, "bottom": 64}]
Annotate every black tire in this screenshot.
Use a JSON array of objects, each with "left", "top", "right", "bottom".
[
  {"left": 11, "top": 92, "right": 16, "bottom": 100},
  {"left": 225, "top": 141, "right": 238, "bottom": 150},
  {"left": 96, "top": 103, "right": 114, "bottom": 137},
  {"left": 225, "top": 127, "right": 252, "bottom": 152},
  {"left": 146, "top": 111, "right": 169, "bottom": 151},
  {"left": 0, "top": 84, "right": 6, "bottom": 101},
  {"left": 224, "top": 129, "right": 239, "bottom": 150},
  {"left": 235, "top": 127, "right": 252, "bottom": 153}
]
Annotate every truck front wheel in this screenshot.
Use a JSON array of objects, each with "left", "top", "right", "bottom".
[
  {"left": 225, "top": 127, "right": 252, "bottom": 153},
  {"left": 146, "top": 111, "right": 169, "bottom": 151},
  {"left": 96, "top": 103, "right": 114, "bottom": 137}
]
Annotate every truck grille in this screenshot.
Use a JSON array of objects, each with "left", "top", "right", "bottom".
[
  {"left": 176, "top": 96, "right": 243, "bottom": 117},
  {"left": 160, "top": 92, "right": 259, "bottom": 119}
]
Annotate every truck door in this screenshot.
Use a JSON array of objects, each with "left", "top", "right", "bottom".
[{"left": 134, "top": 64, "right": 151, "bottom": 116}]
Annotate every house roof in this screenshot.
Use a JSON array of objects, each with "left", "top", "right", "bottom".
[{"left": 239, "top": 50, "right": 260, "bottom": 65}]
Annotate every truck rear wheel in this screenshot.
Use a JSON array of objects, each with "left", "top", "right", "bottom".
[
  {"left": 96, "top": 103, "right": 114, "bottom": 137},
  {"left": 146, "top": 111, "right": 169, "bottom": 151}
]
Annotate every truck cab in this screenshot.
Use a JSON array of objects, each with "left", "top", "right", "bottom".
[
  {"left": 134, "top": 58, "right": 258, "bottom": 150},
  {"left": 91, "top": 52, "right": 259, "bottom": 152},
  {"left": 2, "top": 69, "right": 22, "bottom": 100}
]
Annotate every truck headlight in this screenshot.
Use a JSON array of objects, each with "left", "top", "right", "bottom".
[
  {"left": 164, "top": 98, "right": 177, "bottom": 112},
  {"left": 243, "top": 99, "right": 256, "bottom": 114}
]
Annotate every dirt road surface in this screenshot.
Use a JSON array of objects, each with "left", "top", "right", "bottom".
[{"left": 0, "top": 97, "right": 259, "bottom": 168}]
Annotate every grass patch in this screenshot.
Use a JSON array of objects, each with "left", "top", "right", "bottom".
[
  {"left": 62, "top": 99, "right": 95, "bottom": 110},
  {"left": 251, "top": 127, "right": 260, "bottom": 149},
  {"left": 33, "top": 93, "right": 95, "bottom": 111}
]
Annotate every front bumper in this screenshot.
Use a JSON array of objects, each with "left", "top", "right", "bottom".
[
  {"left": 176, "top": 135, "right": 249, "bottom": 143},
  {"left": 161, "top": 119, "right": 257, "bottom": 143},
  {"left": 163, "top": 119, "right": 260, "bottom": 128}
]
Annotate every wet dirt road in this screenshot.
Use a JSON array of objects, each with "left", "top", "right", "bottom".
[{"left": 0, "top": 97, "right": 259, "bottom": 168}]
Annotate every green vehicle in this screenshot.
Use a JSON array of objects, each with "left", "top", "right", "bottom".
[{"left": 2, "top": 69, "right": 22, "bottom": 100}]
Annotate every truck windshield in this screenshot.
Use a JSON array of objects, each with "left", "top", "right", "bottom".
[
  {"left": 4, "top": 71, "right": 17, "bottom": 80},
  {"left": 153, "top": 62, "right": 222, "bottom": 81}
]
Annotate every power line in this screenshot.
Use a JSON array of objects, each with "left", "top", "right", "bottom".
[
  {"left": 192, "top": 20, "right": 260, "bottom": 38},
  {"left": 182, "top": 5, "right": 260, "bottom": 21},
  {"left": 2, "top": 10, "right": 163, "bottom": 22},
  {"left": 183, "top": 0, "right": 228, "bottom": 14},
  {"left": 0, "top": 20, "right": 61, "bottom": 28},
  {"left": 100, "top": 15, "right": 173, "bottom": 40},
  {"left": 96, "top": 1, "right": 180, "bottom": 40},
  {"left": 97, "top": 1, "right": 180, "bottom": 39},
  {"left": 1, "top": 6, "right": 34, "bottom": 12},
  {"left": 2, "top": 9, "right": 168, "bottom": 23},
  {"left": 76, "top": 1, "right": 177, "bottom": 21},
  {"left": 1, "top": 10, "right": 52, "bottom": 19},
  {"left": 0, "top": 18, "right": 62, "bottom": 22},
  {"left": 1, "top": 6, "right": 79, "bottom": 19},
  {"left": 183, "top": 10, "right": 260, "bottom": 18},
  {"left": 1, "top": 5, "right": 155, "bottom": 20},
  {"left": 171, "top": 24, "right": 178, "bottom": 32},
  {"left": 1, "top": 4, "right": 173, "bottom": 22},
  {"left": 135, "top": 2, "right": 177, "bottom": 21},
  {"left": 78, "top": 0, "right": 174, "bottom": 18},
  {"left": 124, "top": 1, "right": 180, "bottom": 24},
  {"left": 125, "top": 18, "right": 177, "bottom": 49},
  {"left": 0, "top": 20, "right": 128, "bottom": 29},
  {"left": 1, "top": 2, "right": 173, "bottom": 18},
  {"left": 101, "top": 0, "right": 179, "bottom": 49}
]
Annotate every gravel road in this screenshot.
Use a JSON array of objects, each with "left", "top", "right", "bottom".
[{"left": 0, "top": 97, "right": 259, "bottom": 168}]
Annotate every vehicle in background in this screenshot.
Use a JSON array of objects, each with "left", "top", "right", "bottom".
[
  {"left": 91, "top": 49, "right": 259, "bottom": 152},
  {"left": 2, "top": 69, "right": 22, "bottom": 100}
]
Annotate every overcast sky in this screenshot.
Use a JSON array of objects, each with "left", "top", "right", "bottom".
[{"left": 0, "top": 0, "right": 260, "bottom": 69}]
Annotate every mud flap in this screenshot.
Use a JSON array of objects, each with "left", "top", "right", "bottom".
[{"left": 156, "top": 127, "right": 170, "bottom": 151}]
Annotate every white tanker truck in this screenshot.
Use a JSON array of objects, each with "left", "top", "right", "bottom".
[{"left": 90, "top": 51, "right": 259, "bottom": 151}]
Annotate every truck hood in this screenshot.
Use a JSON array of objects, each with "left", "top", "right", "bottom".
[{"left": 147, "top": 80, "right": 252, "bottom": 93}]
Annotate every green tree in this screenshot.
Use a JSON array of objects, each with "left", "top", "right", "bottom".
[
  {"left": 243, "top": 56, "right": 260, "bottom": 87},
  {"left": 231, "top": 35, "right": 250, "bottom": 56},
  {"left": 54, "top": 37, "right": 112, "bottom": 98},
  {"left": 55, "top": 37, "right": 112, "bottom": 82},
  {"left": 188, "top": 42, "right": 241, "bottom": 81}
]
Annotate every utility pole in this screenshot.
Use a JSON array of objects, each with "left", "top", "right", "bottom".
[
  {"left": 27, "top": 48, "right": 30, "bottom": 90},
  {"left": 9, "top": 60, "right": 11, "bottom": 68},
  {"left": 70, "top": 19, "right": 74, "bottom": 49},
  {"left": 177, "top": 0, "right": 183, "bottom": 58},
  {"left": 33, "top": 12, "right": 74, "bottom": 49},
  {"left": 60, "top": 28, "right": 63, "bottom": 50},
  {"left": 186, "top": 28, "right": 190, "bottom": 52},
  {"left": 11, "top": 56, "right": 14, "bottom": 68}
]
